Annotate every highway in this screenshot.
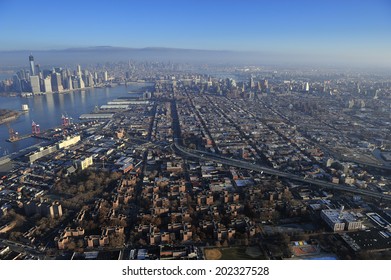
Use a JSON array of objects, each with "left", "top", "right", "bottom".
[
  {"left": 258, "top": 98, "right": 391, "bottom": 171},
  {"left": 0, "top": 238, "right": 44, "bottom": 259},
  {"left": 172, "top": 140, "right": 391, "bottom": 202}
]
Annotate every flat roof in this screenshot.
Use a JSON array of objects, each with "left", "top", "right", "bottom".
[
  {"left": 346, "top": 230, "right": 391, "bottom": 250},
  {"left": 79, "top": 113, "right": 114, "bottom": 119},
  {"left": 321, "top": 209, "right": 359, "bottom": 223}
]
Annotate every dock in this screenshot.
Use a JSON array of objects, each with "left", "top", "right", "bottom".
[
  {"left": 31, "top": 134, "right": 52, "bottom": 141},
  {"left": 6, "top": 134, "right": 32, "bottom": 142}
]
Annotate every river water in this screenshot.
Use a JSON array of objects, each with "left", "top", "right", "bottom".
[{"left": 0, "top": 84, "right": 148, "bottom": 155}]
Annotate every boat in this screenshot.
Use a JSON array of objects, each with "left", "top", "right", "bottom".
[{"left": 21, "top": 104, "right": 29, "bottom": 111}]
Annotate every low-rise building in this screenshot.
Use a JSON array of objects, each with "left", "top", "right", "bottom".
[
  {"left": 75, "top": 156, "right": 93, "bottom": 170},
  {"left": 57, "top": 135, "right": 81, "bottom": 149},
  {"left": 28, "top": 145, "right": 58, "bottom": 163},
  {"left": 321, "top": 209, "right": 362, "bottom": 232}
]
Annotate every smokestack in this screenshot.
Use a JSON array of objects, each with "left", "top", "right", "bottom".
[{"left": 338, "top": 205, "right": 345, "bottom": 219}]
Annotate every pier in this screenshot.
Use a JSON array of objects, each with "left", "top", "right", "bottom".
[{"left": 6, "top": 134, "right": 32, "bottom": 142}]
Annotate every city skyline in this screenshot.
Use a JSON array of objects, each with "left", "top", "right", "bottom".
[
  {"left": 1, "top": 0, "right": 391, "bottom": 265},
  {"left": 0, "top": 0, "right": 390, "bottom": 67},
  {"left": 1, "top": 57, "right": 391, "bottom": 261}
]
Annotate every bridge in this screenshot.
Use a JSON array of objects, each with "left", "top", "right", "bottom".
[{"left": 172, "top": 140, "right": 391, "bottom": 202}]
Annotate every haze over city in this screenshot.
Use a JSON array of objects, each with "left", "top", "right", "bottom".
[
  {"left": 0, "top": 0, "right": 390, "bottom": 67},
  {"left": 1, "top": 0, "right": 391, "bottom": 266}
]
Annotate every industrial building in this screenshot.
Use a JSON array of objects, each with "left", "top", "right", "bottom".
[
  {"left": 75, "top": 156, "right": 93, "bottom": 170},
  {"left": 321, "top": 209, "right": 362, "bottom": 232},
  {"left": 28, "top": 145, "right": 58, "bottom": 163},
  {"left": 57, "top": 135, "right": 81, "bottom": 149},
  {"left": 79, "top": 113, "right": 114, "bottom": 119}
]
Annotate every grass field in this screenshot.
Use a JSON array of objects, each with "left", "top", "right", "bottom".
[
  {"left": 204, "top": 249, "right": 222, "bottom": 260},
  {"left": 204, "top": 246, "right": 267, "bottom": 260}
]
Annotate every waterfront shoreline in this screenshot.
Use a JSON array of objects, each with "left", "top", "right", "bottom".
[
  {"left": 0, "top": 110, "right": 21, "bottom": 125},
  {"left": 0, "top": 84, "right": 147, "bottom": 154}
]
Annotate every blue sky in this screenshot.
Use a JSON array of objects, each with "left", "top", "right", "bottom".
[{"left": 0, "top": 0, "right": 390, "bottom": 65}]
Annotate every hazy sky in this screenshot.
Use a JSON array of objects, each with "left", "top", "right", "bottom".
[{"left": 0, "top": 0, "right": 390, "bottom": 66}]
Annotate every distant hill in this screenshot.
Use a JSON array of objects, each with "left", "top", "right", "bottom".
[
  {"left": 1, "top": 46, "right": 387, "bottom": 69},
  {"left": 0, "top": 46, "right": 262, "bottom": 67}
]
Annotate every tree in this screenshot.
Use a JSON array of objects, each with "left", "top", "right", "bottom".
[
  {"left": 9, "top": 231, "right": 22, "bottom": 241},
  {"left": 110, "top": 172, "right": 122, "bottom": 181},
  {"left": 85, "top": 180, "right": 94, "bottom": 191},
  {"left": 67, "top": 241, "right": 76, "bottom": 250},
  {"left": 109, "top": 233, "right": 125, "bottom": 248},
  {"left": 76, "top": 239, "right": 84, "bottom": 249},
  {"left": 151, "top": 216, "right": 162, "bottom": 227},
  {"left": 14, "top": 214, "right": 26, "bottom": 227},
  {"left": 78, "top": 184, "right": 86, "bottom": 193},
  {"left": 282, "top": 190, "right": 293, "bottom": 202}
]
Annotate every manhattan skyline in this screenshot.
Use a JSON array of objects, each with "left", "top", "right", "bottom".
[
  {"left": 1, "top": 1, "right": 391, "bottom": 263},
  {"left": 0, "top": 0, "right": 390, "bottom": 67}
]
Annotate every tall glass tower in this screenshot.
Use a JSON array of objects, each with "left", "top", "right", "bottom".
[{"left": 29, "top": 54, "right": 35, "bottom": 76}]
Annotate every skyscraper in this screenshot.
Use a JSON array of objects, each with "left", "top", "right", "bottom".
[
  {"left": 249, "top": 76, "right": 255, "bottom": 89},
  {"left": 77, "top": 65, "right": 82, "bottom": 78},
  {"left": 12, "top": 75, "right": 22, "bottom": 93},
  {"left": 35, "top": 64, "right": 41, "bottom": 78},
  {"left": 29, "top": 54, "right": 35, "bottom": 76},
  {"left": 86, "top": 73, "right": 94, "bottom": 87},
  {"left": 67, "top": 76, "right": 73, "bottom": 90},
  {"left": 78, "top": 76, "right": 85, "bottom": 89},
  {"left": 43, "top": 77, "right": 52, "bottom": 93},
  {"left": 262, "top": 79, "right": 269, "bottom": 90},
  {"left": 51, "top": 73, "right": 63, "bottom": 92},
  {"left": 30, "top": 75, "right": 40, "bottom": 94},
  {"left": 61, "top": 69, "right": 68, "bottom": 88},
  {"left": 304, "top": 82, "right": 310, "bottom": 92}
]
